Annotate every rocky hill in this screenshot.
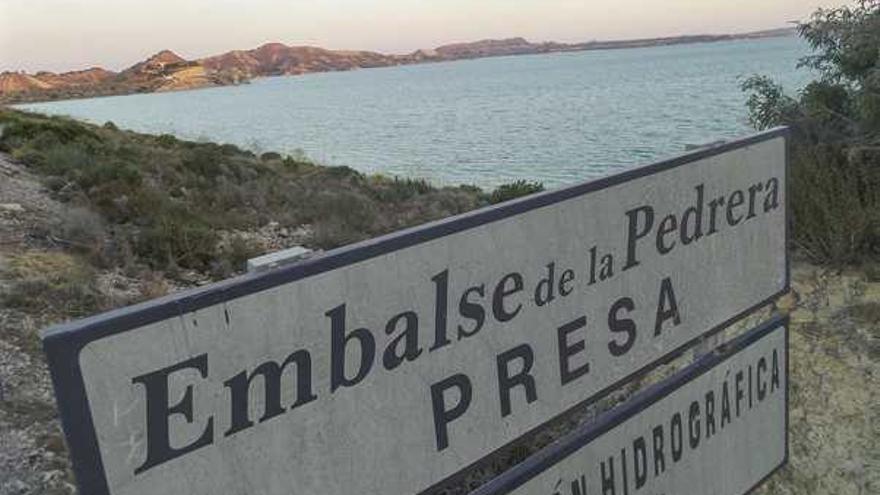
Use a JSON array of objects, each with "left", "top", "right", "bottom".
[
  {"left": 118, "top": 49, "right": 187, "bottom": 78},
  {"left": 0, "top": 27, "right": 796, "bottom": 104},
  {"left": 116, "top": 49, "right": 245, "bottom": 93},
  {"left": 200, "top": 43, "right": 399, "bottom": 77},
  {"left": 0, "top": 67, "right": 115, "bottom": 97},
  {"left": 0, "top": 50, "right": 248, "bottom": 103},
  {"left": 31, "top": 67, "right": 115, "bottom": 87},
  {"left": 432, "top": 37, "right": 543, "bottom": 59},
  {"left": 0, "top": 73, "right": 53, "bottom": 94}
]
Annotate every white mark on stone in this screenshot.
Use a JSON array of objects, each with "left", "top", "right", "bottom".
[{"left": 112, "top": 397, "right": 139, "bottom": 427}]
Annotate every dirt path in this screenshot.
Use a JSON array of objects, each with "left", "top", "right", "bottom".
[{"left": 0, "top": 153, "right": 76, "bottom": 495}]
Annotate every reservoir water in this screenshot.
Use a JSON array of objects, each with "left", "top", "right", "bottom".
[{"left": 18, "top": 36, "right": 812, "bottom": 188}]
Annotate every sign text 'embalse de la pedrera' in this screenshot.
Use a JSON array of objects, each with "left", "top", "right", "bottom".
[{"left": 42, "top": 129, "right": 788, "bottom": 495}]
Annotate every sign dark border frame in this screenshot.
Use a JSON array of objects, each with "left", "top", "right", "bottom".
[
  {"left": 42, "top": 127, "right": 790, "bottom": 495},
  {"left": 470, "top": 315, "right": 790, "bottom": 495}
]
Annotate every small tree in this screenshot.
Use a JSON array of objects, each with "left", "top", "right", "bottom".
[{"left": 742, "top": 0, "right": 880, "bottom": 264}]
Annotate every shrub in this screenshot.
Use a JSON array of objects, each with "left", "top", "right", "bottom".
[
  {"left": 220, "top": 143, "right": 245, "bottom": 155},
  {"left": 156, "top": 134, "right": 178, "bottom": 148},
  {"left": 37, "top": 142, "right": 93, "bottom": 176},
  {"left": 489, "top": 180, "right": 545, "bottom": 204},
  {"left": 135, "top": 208, "right": 219, "bottom": 271},
  {"left": 369, "top": 175, "right": 435, "bottom": 202},
  {"left": 79, "top": 160, "right": 142, "bottom": 192},
  {"left": 308, "top": 190, "right": 380, "bottom": 248},
  {"left": 137, "top": 271, "right": 171, "bottom": 301},
  {"left": 788, "top": 145, "right": 880, "bottom": 262},
  {"left": 742, "top": 1, "right": 880, "bottom": 264},
  {"left": 181, "top": 146, "right": 224, "bottom": 178},
  {"left": 54, "top": 207, "right": 107, "bottom": 261},
  {"left": 281, "top": 155, "right": 312, "bottom": 172},
  {"left": 212, "top": 235, "right": 262, "bottom": 278},
  {"left": 324, "top": 165, "right": 363, "bottom": 181}
]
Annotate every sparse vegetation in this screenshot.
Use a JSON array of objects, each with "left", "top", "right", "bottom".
[
  {"left": 0, "top": 108, "right": 550, "bottom": 280},
  {"left": 0, "top": 251, "right": 103, "bottom": 317}
]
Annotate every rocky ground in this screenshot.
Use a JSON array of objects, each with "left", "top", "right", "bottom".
[
  {"left": 758, "top": 265, "right": 880, "bottom": 495},
  {"left": 0, "top": 151, "right": 877, "bottom": 494},
  {"left": 1, "top": 154, "right": 78, "bottom": 495}
]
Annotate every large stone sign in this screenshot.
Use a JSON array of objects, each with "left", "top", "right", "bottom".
[
  {"left": 472, "top": 316, "right": 788, "bottom": 495},
  {"left": 42, "top": 128, "right": 788, "bottom": 495}
]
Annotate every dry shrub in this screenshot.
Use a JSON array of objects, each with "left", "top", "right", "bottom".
[
  {"left": 309, "top": 191, "right": 380, "bottom": 249},
  {"left": 211, "top": 235, "right": 263, "bottom": 279},
  {"left": 847, "top": 301, "right": 880, "bottom": 325},
  {"left": 1, "top": 251, "right": 103, "bottom": 317},
  {"left": 138, "top": 271, "right": 171, "bottom": 301},
  {"left": 54, "top": 206, "right": 107, "bottom": 259},
  {"left": 790, "top": 144, "right": 880, "bottom": 264},
  {"left": 0, "top": 109, "right": 547, "bottom": 280}
]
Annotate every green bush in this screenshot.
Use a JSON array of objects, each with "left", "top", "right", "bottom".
[
  {"left": 156, "top": 134, "right": 177, "bottom": 148},
  {"left": 369, "top": 175, "right": 435, "bottom": 202},
  {"left": 489, "top": 180, "right": 545, "bottom": 204},
  {"left": 182, "top": 146, "right": 224, "bottom": 178},
  {"left": 309, "top": 190, "right": 380, "bottom": 248},
  {"left": 136, "top": 208, "right": 219, "bottom": 271},
  {"left": 0, "top": 113, "right": 100, "bottom": 146},
  {"left": 742, "top": 0, "right": 880, "bottom": 264}
]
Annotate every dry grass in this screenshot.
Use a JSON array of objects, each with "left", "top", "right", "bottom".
[{"left": 1, "top": 251, "right": 103, "bottom": 318}]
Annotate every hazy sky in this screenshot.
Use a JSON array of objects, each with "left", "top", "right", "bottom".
[{"left": 0, "top": 0, "right": 853, "bottom": 73}]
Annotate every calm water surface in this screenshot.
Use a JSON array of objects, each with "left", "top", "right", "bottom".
[{"left": 19, "top": 37, "right": 812, "bottom": 188}]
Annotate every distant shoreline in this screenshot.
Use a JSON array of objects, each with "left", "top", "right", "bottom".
[{"left": 0, "top": 28, "right": 796, "bottom": 106}]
